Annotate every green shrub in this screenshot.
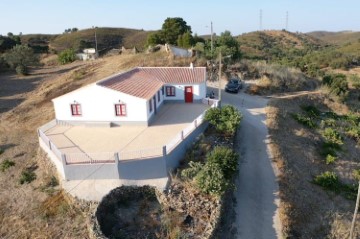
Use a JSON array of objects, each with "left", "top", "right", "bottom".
[
  {"left": 0, "top": 159, "right": 15, "bottom": 172},
  {"left": 15, "top": 65, "right": 27, "bottom": 75},
  {"left": 322, "top": 74, "right": 349, "bottom": 101},
  {"left": 58, "top": 48, "right": 77, "bottom": 65},
  {"left": 19, "top": 169, "right": 36, "bottom": 184},
  {"left": 206, "top": 146, "right": 238, "bottom": 179},
  {"left": 313, "top": 171, "right": 340, "bottom": 192},
  {"left": 291, "top": 113, "right": 317, "bottom": 128},
  {"left": 204, "top": 105, "right": 242, "bottom": 135},
  {"left": 0, "top": 149, "right": 4, "bottom": 155},
  {"left": 194, "top": 146, "right": 238, "bottom": 196},
  {"left": 301, "top": 105, "right": 320, "bottom": 118},
  {"left": 181, "top": 161, "right": 203, "bottom": 180},
  {"left": 346, "top": 126, "right": 360, "bottom": 143},
  {"left": 320, "top": 118, "right": 337, "bottom": 128},
  {"left": 322, "top": 127, "right": 343, "bottom": 145},
  {"left": 325, "top": 154, "right": 337, "bottom": 164},
  {"left": 320, "top": 142, "right": 339, "bottom": 156},
  {"left": 195, "top": 163, "right": 229, "bottom": 195}
]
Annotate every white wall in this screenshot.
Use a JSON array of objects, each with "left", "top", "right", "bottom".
[
  {"left": 53, "top": 84, "right": 148, "bottom": 124},
  {"left": 163, "top": 82, "right": 206, "bottom": 101},
  {"left": 146, "top": 88, "right": 165, "bottom": 120}
]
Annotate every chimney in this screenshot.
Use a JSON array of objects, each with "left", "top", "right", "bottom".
[{"left": 190, "top": 62, "right": 194, "bottom": 69}]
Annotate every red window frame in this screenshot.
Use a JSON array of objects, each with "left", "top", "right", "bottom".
[
  {"left": 149, "top": 99, "right": 152, "bottom": 112},
  {"left": 115, "top": 104, "right": 126, "bottom": 116},
  {"left": 71, "top": 104, "right": 82, "bottom": 116},
  {"left": 166, "top": 86, "right": 175, "bottom": 96},
  {"left": 157, "top": 91, "right": 160, "bottom": 102}
]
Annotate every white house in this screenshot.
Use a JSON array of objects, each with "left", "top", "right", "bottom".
[
  {"left": 52, "top": 66, "right": 207, "bottom": 126},
  {"left": 76, "top": 48, "right": 98, "bottom": 61}
]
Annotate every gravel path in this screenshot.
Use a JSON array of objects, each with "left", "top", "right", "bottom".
[{"left": 208, "top": 81, "right": 282, "bottom": 238}]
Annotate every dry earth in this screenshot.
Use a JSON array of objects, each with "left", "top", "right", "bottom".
[{"left": 267, "top": 92, "right": 360, "bottom": 238}]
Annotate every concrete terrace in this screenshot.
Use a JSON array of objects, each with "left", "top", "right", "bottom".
[{"left": 45, "top": 103, "right": 209, "bottom": 161}]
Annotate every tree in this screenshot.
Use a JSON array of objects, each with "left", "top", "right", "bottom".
[
  {"left": 146, "top": 17, "right": 192, "bottom": 46},
  {"left": 58, "top": 48, "right": 77, "bottom": 65},
  {"left": 4, "top": 44, "right": 38, "bottom": 75},
  {"left": 146, "top": 31, "right": 164, "bottom": 46},
  {"left": 161, "top": 17, "right": 191, "bottom": 45},
  {"left": 177, "top": 31, "right": 194, "bottom": 48},
  {"left": 214, "top": 31, "right": 241, "bottom": 59}
]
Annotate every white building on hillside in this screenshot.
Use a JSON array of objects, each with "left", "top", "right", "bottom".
[{"left": 52, "top": 66, "right": 207, "bottom": 126}]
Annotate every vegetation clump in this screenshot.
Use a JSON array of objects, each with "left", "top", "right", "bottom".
[
  {"left": 4, "top": 44, "right": 39, "bottom": 75},
  {"left": 322, "top": 74, "right": 349, "bottom": 101},
  {"left": 0, "top": 159, "right": 15, "bottom": 172},
  {"left": 58, "top": 48, "right": 77, "bottom": 65},
  {"left": 205, "top": 105, "right": 242, "bottom": 136},
  {"left": 19, "top": 169, "right": 36, "bottom": 184}
]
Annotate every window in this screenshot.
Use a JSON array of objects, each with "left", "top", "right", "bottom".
[
  {"left": 115, "top": 104, "right": 126, "bottom": 116},
  {"left": 166, "top": 86, "right": 176, "bottom": 96},
  {"left": 157, "top": 91, "right": 160, "bottom": 102},
  {"left": 71, "top": 104, "right": 82, "bottom": 116},
  {"left": 149, "top": 99, "right": 152, "bottom": 112}
]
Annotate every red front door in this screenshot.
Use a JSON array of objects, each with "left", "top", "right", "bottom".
[{"left": 185, "top": 86, "right": 193, "bottom": 103}]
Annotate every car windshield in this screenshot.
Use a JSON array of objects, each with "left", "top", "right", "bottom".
[{"left": 230, "top": 79, "right": 239, "bottom": 84}]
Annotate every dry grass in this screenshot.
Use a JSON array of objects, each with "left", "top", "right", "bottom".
[
  {"left": 266, "top": 92, "right": 360, "bottom": 238},
  {"left": 0, "top": 52, "right": 193, "bottom": 238}
]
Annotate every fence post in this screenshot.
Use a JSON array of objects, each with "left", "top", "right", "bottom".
[{"left": 162, "top": 146, "right": 167, "bottom": 156}]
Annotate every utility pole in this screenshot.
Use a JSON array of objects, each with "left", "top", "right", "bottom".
[
  {"left": 218, "top": 51, "right": 222, "bottom": 107},
  {"left": 210, "top": 21, "right": 214, "bottom": 59},
  {"left": 93, "top": 26, "right": 98, "bottom": 56},
  {"left": 350, "top": 179, "right": 360, "bottom": 239}
]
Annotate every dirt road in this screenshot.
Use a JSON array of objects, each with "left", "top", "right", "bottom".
[{"left": 209, "top": 81, "right": 281, "bottom": 238}]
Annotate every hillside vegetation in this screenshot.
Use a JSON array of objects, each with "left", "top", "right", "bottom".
[
  {"left": 20, "top": 27, "right": 151, "bottom": 54},
  {"left": 308, "top": 31, "right": 360, "bottom": 45}
]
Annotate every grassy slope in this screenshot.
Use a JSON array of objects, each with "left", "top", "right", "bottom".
[
  {"left": 308, "top": 31, "right": 360, "bottom": 45},
  {"left": 237, "top": 30, "right": 326, "bottom": 60}
]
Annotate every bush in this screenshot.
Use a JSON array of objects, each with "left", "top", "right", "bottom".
[
  {"left": 58, "top": 48, "right": 77, "bottom": 65},
  {"left": 320, "top": 118, "right": 337, "bottom": 128},
  {"left": 322, "top": 74, "right": 349, "bottom": 101},
  {"left": 313, "top": 171, "right": 340, "bottom": 192},
  {"left": 322, "top": 127, "right": 343, "bottom": 145},
  {"left": 195, "top": 163, "right": 229, "bottom": 195},
  {"left": 195, "top": 146, "right": 238, "bottom": 196},
  {"left": 0, "top": 159, "right": 15, "bottom": 172},
  {"left": 291, "top": 113, "right": 317, "bottom": 128},
  {"left": 205, "top": 105, "right": 242, "bottom": 135},
  {"left": 0, "top": 148, "right": 4, "bottom": 155},
  {"left": 15, "top": 65, "right": 27, "bottom": 75},
  {"left": 19, "top": 169, "right": 36, "bottom": 184},
  {"left": 326, "top": 154, "right": 337, "bottom": 164},
  {"left": 301, "top": 105, "right": 320, "bottom": 118},
  {"left": 181, "top": 161, "right": 203, "bottom": 180},
  {"left": 206, "top": 146, "right": 238, "bottom": 179}
]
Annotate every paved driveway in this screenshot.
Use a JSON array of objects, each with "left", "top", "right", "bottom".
[{"left": 208, "top": 81, "right": 281, "bottom": 239}]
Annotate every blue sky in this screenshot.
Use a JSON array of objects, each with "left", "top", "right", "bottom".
[{"left": 1, "top": 0, "right": 359, "bottom": 36}]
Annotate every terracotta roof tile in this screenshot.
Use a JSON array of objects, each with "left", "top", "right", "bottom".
[{"left": 97, "top": 67, "right": 206, "bottom": 99}]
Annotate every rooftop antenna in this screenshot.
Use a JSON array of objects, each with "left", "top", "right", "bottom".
[
  {"left": 259, "top": 9, "right": 263, "bottom": 31},
  {"left": 285, "top": 11, "right": 289, "bottom": 31}
]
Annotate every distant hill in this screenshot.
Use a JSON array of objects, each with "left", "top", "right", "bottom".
[
  {"left": 307, "top": 31, "right": 360, "bottom": 45},
  {"left": 21, "top": 27, "right": 152, "bottom": 54},
  {"left": 237, "top": 30, "right": 326, "bottom": 60}
]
